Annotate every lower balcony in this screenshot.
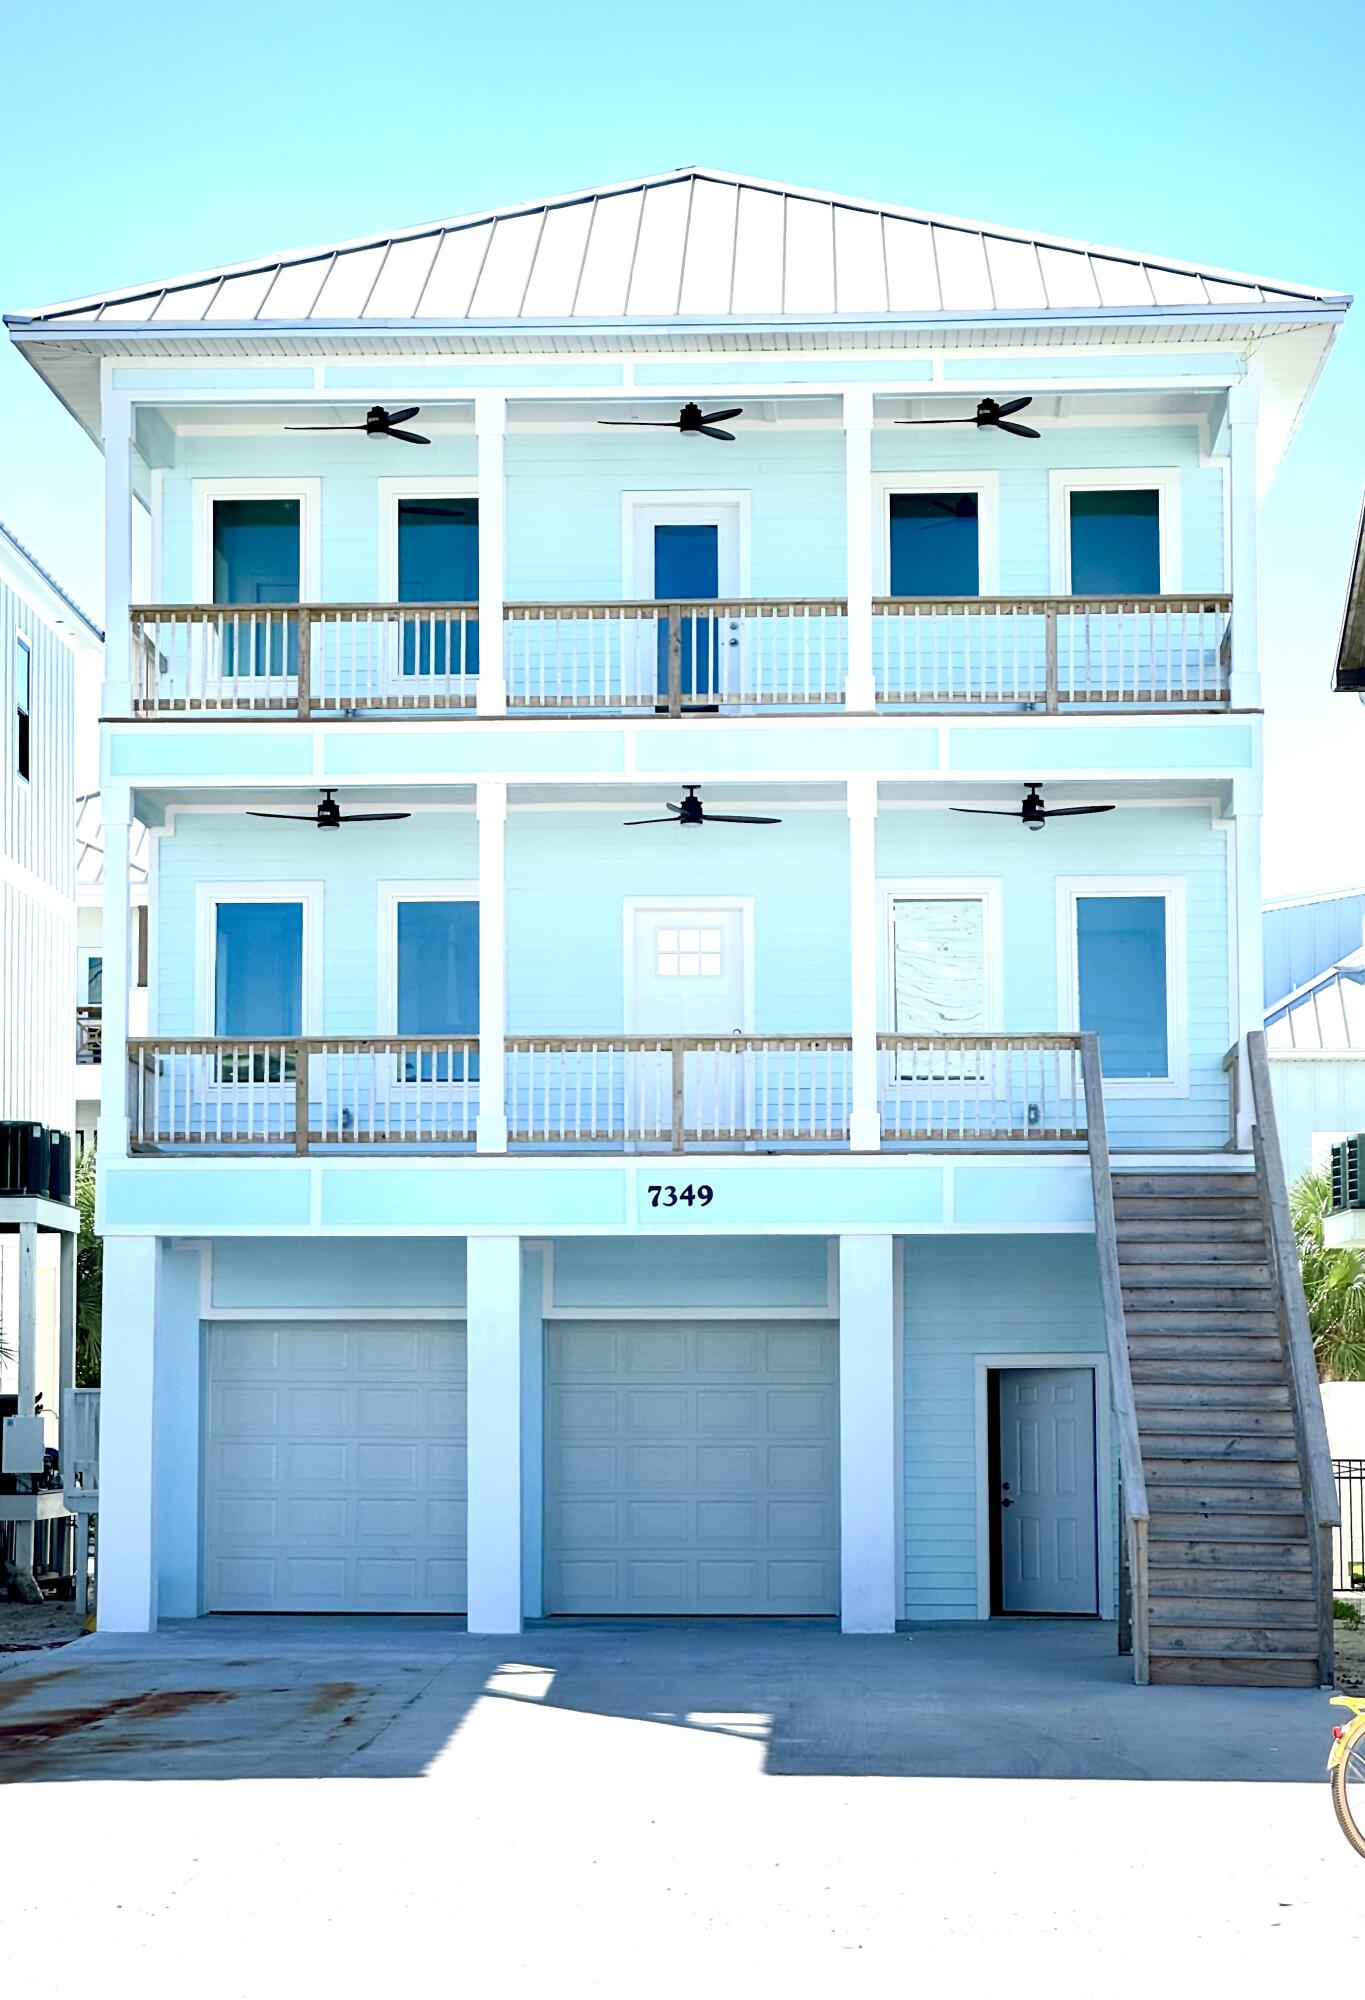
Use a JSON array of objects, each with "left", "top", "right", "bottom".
[
  {"left": 125, "top": 1032, "right": 1089, "bottom": 1155},
  {"left": 129, "top": 596, "right": 1232, "bottom": 716}
]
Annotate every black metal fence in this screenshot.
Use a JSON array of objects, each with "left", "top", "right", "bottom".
[{"left": 1335, "top": 1459, "right": 1365, "bottom": 1593}]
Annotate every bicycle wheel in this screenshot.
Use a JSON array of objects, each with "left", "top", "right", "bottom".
[{"left": 1332, "top": 1728, "right": 1365, "bottom": 1860}]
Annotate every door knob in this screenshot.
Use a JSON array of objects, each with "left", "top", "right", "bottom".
[{"left": 1001, "top": 1498, "right": 1013, "bottom": 1508}]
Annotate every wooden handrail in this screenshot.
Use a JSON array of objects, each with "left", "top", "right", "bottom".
[
  {"left": 872, "top": 593, "right": 1231, "bottom": 614},
  {"left": 133, "top": 593, "right": 1226, "bottom": 621},
  {"left": 1244, "top": 1028, "right": 1339, "bottom": 1686},
  {"left": 1080, "top": 1032, "right": 1150, "bottom": 1685},
  {"left": 877, "top": 1031, "right": 1082, "bottom": 1050}
]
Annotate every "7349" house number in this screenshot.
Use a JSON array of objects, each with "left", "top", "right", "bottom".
[{"left": 646, "top": 1185, "right": 714, "bottom": 1209}]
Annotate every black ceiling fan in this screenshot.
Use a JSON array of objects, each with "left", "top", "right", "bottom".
[
  {"left": 897, "top": 395, "right": 1040, "bottom": 441},
  {"left": 599, "top": 401, "right": 743, "bottom": 442},
  {"left": 285, "top": 404, "right": 430, "bottom": 445},
  {"left": 247, "top": 789, "right": 412, "bottom": 831},
  {"left": 951, "top": 785, "right": 1114, "bottom": 832},
  {"left": 625, "top": 785, "right": 780, "bottom": 829}
]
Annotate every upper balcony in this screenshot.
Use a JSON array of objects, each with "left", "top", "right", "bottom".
[{"left": 129, "top": 591, "right": 1233, "bottom": 718}]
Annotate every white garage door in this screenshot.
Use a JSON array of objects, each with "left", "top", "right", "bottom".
[
  {"left": 544, "top": 1321, "right": 839, "bottom": 1615},
  {"left": 204, "top": 1321, "right": 467, "bottom": 1612}
]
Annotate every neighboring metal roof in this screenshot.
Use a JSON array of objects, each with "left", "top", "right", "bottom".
[
  {"left": 1334, "top": 489, "right": 1365, "bottom": 692},
  {"left": 0, "top": 519, "right": 102, "bottom": 642},
  {"left": 8, "top": 169, "right": 1349, "bottom": 330},
  {"left": 1264, "top": 891, "right": 1365, "bottom": 1009},
  {"left": 75, "top": 792, "right": 148, "bottom": 892},
  {"left": 1267, "top": 948, "right": 1365, "bottom": 1052}
]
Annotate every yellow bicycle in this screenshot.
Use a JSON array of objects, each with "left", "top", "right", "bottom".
[{"left": 1329, "top": 1698, "right": 1365, "bottom": 1857}]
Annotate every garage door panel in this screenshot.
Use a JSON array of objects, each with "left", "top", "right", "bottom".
[
  {"left": 544, "top": 1320, "right": 839, "bottom": 1616},
  {"left": 204, "top": 1321, "right": 467, "bottom": 1613}
]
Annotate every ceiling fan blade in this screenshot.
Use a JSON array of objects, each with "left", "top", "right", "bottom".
[
  {"left": 335, "top": 812, "right": 413, "bottom": 823},
  {"left": 597, "top": 419, "right": 682, "bottom": 428},
  {"left": 384, "top": 407, "right": 421, "bottom": 425},
  {"left": 284, "top": 423, "right": 364, "bottom": 431},
  {"left": 1036, "top": 804, "right": 1116, "bottom": 818},
  {"left": 893, "top": 417, "right": 974, "bottom": 426},
  {"left": 623, "top": 815, "right": 683, "bottom": 826},
  {"left": 949, "top": 807, "right": 1023, "bottom": 817},
  {"left": 993, "top": 420, "right": 1041, "bottom": 440},
  {"left": 994, "top": 396, "right": 1033, "bottom": 417},
  {"left": 699, "top": 426, "right": 735, "bottom": 442},
  {"left": 245, "top": 810, "right": 318, "bottom": 821},
  {"left": 700, "top": 408, "right": 743, "bottom": 424},
  {"left": 382, "top": 428, "right": 431, "bottom": 445},
  {"left": 698, "top": 812, "right": 782, "bottom": 825}
]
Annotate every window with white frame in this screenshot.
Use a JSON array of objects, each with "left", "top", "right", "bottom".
[
  {"left": 1051, "top": 469, "right": 1180, "bottom": 596},
  {"left": 656, "top": 926, "right": 724, "bottom": 978},
  {"left": 15, "top": 633, "right": 31, "bottom": 779},
  {"left": 197, "top": 884, "right": 320, "bottom": 1083},
  {"left": 394, "top": 896, "right": 479, "bottom": 1079},
  {"left": 1058, "top": 879, "right": 1186, "bottom": 1091},
  {"left": 877, "top": 474, "right": 999, "bottom": 596}
]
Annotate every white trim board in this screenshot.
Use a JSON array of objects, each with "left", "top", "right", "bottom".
[{"left": 972, "top": 1351, "right": 1114, "bottom": 1622}]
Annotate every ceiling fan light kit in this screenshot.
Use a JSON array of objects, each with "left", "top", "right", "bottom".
[
  {"left": 598, "top": 402, "right": 744, "bottom": 442},
  {"left": 950, "top": 784, "right": 1115, "bottom": 832},
  {"left": 624, "top": 785, "right": 780, "bottom": 829},
  {"left": 897, "top": 394, "right": 1041, "bottom": 441}
]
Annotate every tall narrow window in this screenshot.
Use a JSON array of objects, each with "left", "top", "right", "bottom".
[
  {"left": 889, "top": 493, "right": 979, "bottom": 596},
  {"left": 1069, "top": 490, "right": 1161, "bottom": 595},
  {"left": 1075, "top": 894, "right": 1168, "bottom": 1078},
  {"left": 214, "top": 901, "right": 304, "bottom": 1083},
  {"left": 15, "top": 634, "right": 31, "bottom": 779},
  {"left": 212, "top": 499, "right": 301, "bottom": 678},
  {"left": 397, "top": 899, "right": 479, "bottom": 1079},
  {"left": 891, "top": 897, "right": 987, "bottom": 1035},
  {"left": 397, "top": 498, "right": 479, "bottom": 677}
]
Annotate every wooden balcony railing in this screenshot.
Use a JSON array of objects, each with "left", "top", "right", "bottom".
[
  {"left": 877, "top": 1034, "right": 1087, "bottom": 1142},
  {"left": 126, "top": 1032, "right": 1091, "bottom": 1153},
  {"left": 129, "top": 595, "right": 1230, "bottom": 716}
]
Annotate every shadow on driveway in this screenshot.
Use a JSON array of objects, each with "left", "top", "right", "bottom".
[{"left": 0, "top": 1615, "right": 1335, "bottom": 1784}]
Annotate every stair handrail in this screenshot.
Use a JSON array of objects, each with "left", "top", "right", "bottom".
[
  {"left": 1080, "top": 1032, "right": 1150, "bottom": 1684},
  {"left": 1244, "top": 1028, "right": 1339, "bottom": 1685}
]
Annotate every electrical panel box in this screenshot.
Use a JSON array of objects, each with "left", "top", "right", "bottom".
[{"left": 1, "top": 1414, "right": 45, "bottom": 1475}]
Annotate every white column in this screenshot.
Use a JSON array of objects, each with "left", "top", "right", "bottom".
[
  {"left": 476, "top": 780, "right": 508, "bottom": 1152},
  {"left": 1227, "top": 376, "right": 1260, "bottom": 711},
  {"left": 1231, "top": 778, "right": 1263, "bottom": 1149},
  {"left": 520, "top": 1243, "right": 546, "bottom": 1620},
  {"left": 102, "top": 393, "right": 135, "bottom": 716},
  {"left": 838, "top": 1234, "right": 899, "bottom": 1632},
  {"left": 11, "top": 1222, "right": 39, "bottom": 1582},
  {"left": 475, "top": 392, "right": 508, "bottom": 717},
  {"left": 466, "top": 1234, "right": 524, "bottom": 1633},
  {"left": 98, "top": 1235, "right": 159, "bottom": 1631},
  {"left": 848, "top": 776, "right": 881, "bottom": 1151},
  {"left": 843, "top": 387, "right": 876, "bottom": 711},
  {"left": 98, "top": 797, "right": 133, "bottom": 1156}
]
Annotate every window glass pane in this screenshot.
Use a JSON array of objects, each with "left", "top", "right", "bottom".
[
  {"left": 87, "top": 956, "right": 103, "bottom": 1005},
  {"left": 1069, "top": 489, "right": 1160, "bottom": 595},
  {"left": 214, "top": 903, "right": 303, "bottom": 1036},
  {"left": 397, "top": 901, "right": 479, "bottom": 1034},
  {"left": 892, "top": 899, "right": 986, "bottom": 1033},
  {"left": 212, "top": 500, "right": 300, "bottom": 605},
  {"left": 1076, "top": 895, "right": 1168, "bottom": 1077},
  {"left": 398, "top": 499, "right": 480, "bottom": 677},
  {"left": 16, "top": 637, "right": 31, "bottom": 712},
  {"left": 889, "top": 493, "right": 979, "bottom": 596}
]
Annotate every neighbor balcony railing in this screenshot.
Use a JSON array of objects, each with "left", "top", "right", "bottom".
[
  {"left": 76, "top": 1004, "right": 103, "bottom": 1064},
  {"left": 129, "top": 595, "right": 1230, "bottom": 716},
  {"left": 127, "top": 1031, "right": 1088, "bottom": 1153}
]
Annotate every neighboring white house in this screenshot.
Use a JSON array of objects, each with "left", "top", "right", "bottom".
[
  {"left": 6, "top": 166, "right": 1348, "bottom": 1683},
  {"left": 74, "top": 791, "right": 149, "bottom": 1157},
  {"left": 1264, "top": 888, "right": 1365, "bottom": 1180},
  {"left": 0, "top": 519, "right": 101, "bottom": 1591}
]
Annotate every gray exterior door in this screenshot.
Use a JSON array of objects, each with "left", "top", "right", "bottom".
[
  {"left": 204, "top": 1321, "right": 467, "bottom": 1612},
  {"left": 997, "top": 1366, "right": 1099, "bottom": 1614},
  {"left": 544, "top": 1320, "right": 839, "bottom": 1615}
]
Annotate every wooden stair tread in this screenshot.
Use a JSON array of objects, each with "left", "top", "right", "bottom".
[
  {"left": 1112, "top": 1174, "right": 1258, "bottom": 1196},
  {"left": 1137, "top": 1407, "right": 1294, "bottom": 1434},
  {"left": 1116, "top": 1218, "right": 1264, "bottom": 1242},
  {"left": 1149, "top": 1596, "right": 1318, "bottom": 1627},
  {"left": 1118, "top": 1241, "right": 1269, "bottom": 1265},
  {"left": 1147, "top": 1566, "right": 1318, "bottom": 1599},
  {"left": 1132, "top": 1384, "right": 1291, "bottom": 1409},
  {"left": 1129, "top": 1360, "right": 1288, "bottom": 1385},
  {"left": 1139, "top": 1435, "right": 1299, "bottom": 1461}
]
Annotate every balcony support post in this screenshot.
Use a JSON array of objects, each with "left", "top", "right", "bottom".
[
  {"left": 98, "top": 795, "right": 133, "bottom": 1158},
  {"left": 838, "top": 1234, "right": 900, "bottom": 1632},
  {"left": 843, "top": 388, "right": 876, "bottom": 711},
  {"left": 467, "top": 1234, "right": 524, "bottom": 1633},
  {"left": 97, "top": 1235, "right": 160, "bottom": 1631},
  {"left": 1227, "top": 376, "right": 1260, "bottom": 710},
  {"left": 475, "top": 392, "right": 508, "bottom": 717},
  {"left": 1229, "top": 778, "right": 1263, "bottom": 1149},
  {"left": 848, "top": 776, "right": 881, "bottom": 1150},
  {"left": 102, "top": 391, "right": 135, "bottom": 717},
  {"left": 477, "top": 780, "right": 508, "bottom": 1152}
]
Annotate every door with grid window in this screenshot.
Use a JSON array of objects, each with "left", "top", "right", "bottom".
[{"left": 628, "top": 906, "right": 747, "bottom": 1140}]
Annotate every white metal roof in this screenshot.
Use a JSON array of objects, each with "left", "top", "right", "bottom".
[
  {"left": 1267, "top": 949, "right": 1365, "bottom": 1052},
  {"left": 0, "top": 520, "right": 102, "bottom": 642},
  {"left": 9, "top": 169, "right": 1348, "bottom": 329}
]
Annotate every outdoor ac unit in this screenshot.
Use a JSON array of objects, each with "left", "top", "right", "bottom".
[
  {"left": 1330, "top": 1136, "right": 1365, "bottom": 1214},
  {"left": 0, "top": 1122, "right": 49, "bottom": 1197}
]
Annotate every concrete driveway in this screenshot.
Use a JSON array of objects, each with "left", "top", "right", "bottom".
[{"left": 3, "top": 1618, "right": 1361, "bottom": 1994}]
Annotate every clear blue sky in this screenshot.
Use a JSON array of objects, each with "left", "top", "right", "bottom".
[{"left": 2, "top": 0, "right": 1362, "bottom": 894}]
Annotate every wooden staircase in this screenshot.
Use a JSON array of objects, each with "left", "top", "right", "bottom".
[{"left": 1114, "top": 1168, "right": 1322, "bottom": 1686}]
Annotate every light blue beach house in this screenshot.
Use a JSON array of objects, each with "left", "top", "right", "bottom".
[{"left": 7, "top": 169, "right": 1348, "bottom": 1684}]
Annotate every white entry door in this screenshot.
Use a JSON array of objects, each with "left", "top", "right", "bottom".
[
  {"left": 628, "top": 904, "right": 748, "bottom": 1137},
  {"left": 997, "top": 1367, "right": 1099, "bottom": 1614}
]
